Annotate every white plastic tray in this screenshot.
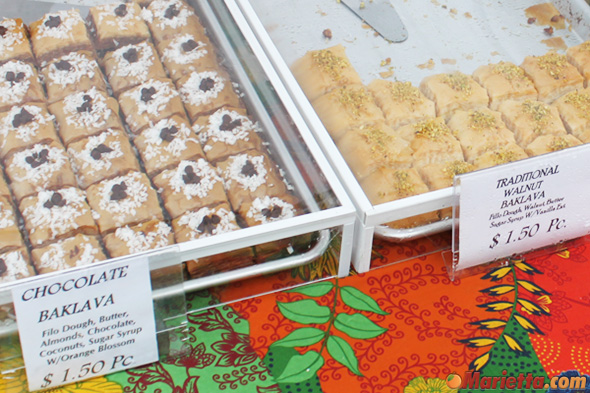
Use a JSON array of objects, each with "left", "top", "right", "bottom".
[{"left": 239, "top": 0, "right": 590, "bottom": 272}]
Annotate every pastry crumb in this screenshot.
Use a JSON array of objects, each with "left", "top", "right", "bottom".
[
  {"left": 417, "top": 59, "right": 435, "bottom": 70},
  {"left": 323, "top": 29, "right": 332, "bottom": 39}
]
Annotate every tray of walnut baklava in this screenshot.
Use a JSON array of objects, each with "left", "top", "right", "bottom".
[
  {"left": 242, "top": 0, "right": 590, "bottom": 241},
  {"left": 0, "top": 0, "right": 353, "bottom": 296}
]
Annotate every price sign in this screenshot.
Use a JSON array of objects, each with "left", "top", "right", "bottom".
[
  {"left": 12, "top": 258, "right": 159, "bottom": 391},
  {"left": 455, "top": 144, "right": 590, "bottom": 271}
]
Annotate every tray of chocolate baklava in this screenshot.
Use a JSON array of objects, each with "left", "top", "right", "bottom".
[
  {"left": 0, "top": 0, "right": 333, "bottom": 290},
  {"left": 243, "top": 0, "right": 590, "bottom": 242}
]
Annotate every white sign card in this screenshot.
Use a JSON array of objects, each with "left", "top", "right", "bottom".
[
  {"left": 12, "top": 258, "right": 159, "bottom": 391},
  {"left": 455, "top": 144, "right": 590, "bottom": 271}
]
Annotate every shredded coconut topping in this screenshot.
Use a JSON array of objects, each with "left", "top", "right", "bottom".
[
  {"left": 97, "top": 172, "right": 149, "bottom": 224},
  {"left": 179, "top": 71, "right": 225, "bottom": 107},
  {"left": 139, "top": 117, "right": 198, "bottom": 162},
  {"left": 35, "top": 10, "right": 83, "bottom": 40},
  {"left": 127, "top": 79, "right": 178, "bottom": 118},
  {"left": 177, "top": 206, "right": 238, "bottom": 239},
  {"left": 150, "top": 0, "right": 193, "bottom": 30},
  {"left": 0, "top": 104, "right": 54, "bottom": 147},
  {"left": 162, "top": 33, "right": 209, "bottom": 65},
  {"left": 196, "top": 108, "right": 260, "bottom": 146},
  {"left": 246, "top": 196, "right": 295, "bottom": 225},
  {"left": 221, "top": 153, "right": 268, "bottom": 192},
  {"left": 114, "top": 221, "right": 172, "bottom": 254},
  {"left": 0, "top": 249, "right": 29, "bottom": 283},
  {"left": 95, "top": 3, "right": 140, "bottom": 31},
  {"left": 0, "top": 18, "right": 25, "bottom": 55},
  {"left": 22, "top": 187, "right": 88, "bottom": 245},
  {"left": 11, "top": 143, "right": 69, "bottom": 187},
  {"left": 0, "top": 199, "right": 15, "bottom": 229},
  {"left": 108, "top": 41, "right": 155, "bottom": 80},
  {"left": 0, "top": 60, "right": 36, "bottom": 104},
  {"left": 45, "top": 52, "right": 99, "bottom": 87},
  {"left": 163, "top": 159, "right": 221, "bottom": 200},
  {"left": 68, "top": 129, "right": 124, "bottom": 181},
  {"left": 39, "top": 236, "right": 100, "bottom": 270},
  {"left": 62, "top": 87, "right": 110, "bottom": 130}
]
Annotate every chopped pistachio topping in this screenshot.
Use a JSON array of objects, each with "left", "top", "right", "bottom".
[
  {"left": 388, "top": 81, "right": 423, "bottom": 105},
  {"left": 337, "top": 86, "right": 370, "bottom": 119},
  {"left": 492, "top": 149, "right": 518, "bottom": 165},
  {"left": 442, "top": 160, "right": 473, "bottom": 179},
  {"left": 441, "top": 72, "right": 472, "bottom": 95},
  {"left": 361, "top": 125, "right": 391, "bottom": 153},
  {"left": 393, "top": 170, "right": 415, "bottom": 196},
  {"left": 469, "top": 110, "right": 497, "bottom": 130},
  {"left": 414, "top": 118, "right": 449, "bottom": 140},
  {"left": 548, "top": 136, "right": 571, "bottom": 151},
  {"left": 537, "top": 52, "right": 567, "bottom": 79},
  {"left": 522, "top": 100, "right": 552, "bottom": 132},
  {"left": 312, "top": 49, "right": 350, "bottom": 83},
  {"left": 564, "top": 90, "right": 590, "bottom": 119},
  {"left": 492, "top": 61, "right": 526, "bottom": 81}
]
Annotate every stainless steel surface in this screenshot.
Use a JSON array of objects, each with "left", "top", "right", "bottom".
[{"left": 339, "top": 0, "right": 408, "bottom": 43}]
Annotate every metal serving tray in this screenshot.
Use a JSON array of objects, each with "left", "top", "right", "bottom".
[
  {"left": 238, "top": 0, "right": 590, "bottom": 272},
  {"left": 0, "top": 0, "right": 357, "bottom": 327}
]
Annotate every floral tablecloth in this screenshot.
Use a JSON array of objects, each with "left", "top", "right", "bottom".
[{"left": 2, "top": 234, "right": 590, "bottom": 392}]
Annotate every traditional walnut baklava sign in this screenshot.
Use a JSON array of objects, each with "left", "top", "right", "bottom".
[{"left": 454, "top": 144, "right": 590, "bottom": 273}]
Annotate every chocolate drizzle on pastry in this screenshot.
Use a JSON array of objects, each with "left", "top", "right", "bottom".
[
  {"left": 181, "top": 39, "right": 199, "bottom": 52},
  {"left": 5, "top": 71, "right": 26, "bottom": 86},
  {"left": 43, "top": 192, "right": 66, "bottom": 209},
  {"left": 262, "top": 205, "right": 283, "bottom": 219},
  {"left": 0, "top": 258, "right": 6, "bottom": 275},
  {"left": 159, "top": 126, "right": 178, "bottom": 142},
  {"left": 110, "top": 181, "right": 128, "bottom": 201},
  {"left": 25, "top": 149, "right": 49, "bottom": 168},
  {"left": 123, "top": 48, "right": 139, "bottom": 63},
  {"left": 197, "top": 214, "right": 220, "bottom": 234},
  {"left": 199, "top": 77, "right": 215, "bottom": 92},
  {"left": 219, "top": 114, "right": 241, "bottom": 131},
  {"left": 76, "top": 95, "right": 93, "bottom": 113},
  {"left": 241, "top": 160, "right": 258, "bottom": 177},
  {"left": 69, "top": 245, "right": 80, "bottom": 259},
  {"left": 12, "top": 108, "right": 34, "bottom": 128},
  {"left": 90, "top": 143, "right": 113, "bottom": 160},
  {"left": 164, "top": 4, "right": 180, "bottom": 19},
  {"left": 141, "top": 86, "right": 156, "bottom": 102},
  {"left": 0, "top": 26, "right": 7, "bottom": 37},
  {"left": 182, "top": 165, "right": 201, "bottom": 184},
  {"left": 45, "top": 15, "right": 62, "bottom": 28},
  {"left": 54, "top": 60, "right": 72, "bottom": 72},
  {"left": 114, "top": 4, "right": 128, "bottom": 17}
]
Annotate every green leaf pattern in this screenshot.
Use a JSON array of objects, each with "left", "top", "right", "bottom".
[{"left": 273, "top": 280, "right": 388, "bottom": 383}]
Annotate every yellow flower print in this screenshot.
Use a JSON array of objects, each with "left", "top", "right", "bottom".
[{"left": 404, "top": 376, "right": 454, "bottom": 393}]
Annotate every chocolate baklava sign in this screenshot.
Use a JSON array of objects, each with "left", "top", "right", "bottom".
[
  {"left": 455, "top": 144, "right": 590, "bottom": 271},
  {"left": 11, "top": 258, "right": 158, "bottom": 391}
]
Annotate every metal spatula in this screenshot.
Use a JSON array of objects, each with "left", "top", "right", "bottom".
[{"left": 339, "top": 0, "right": 408, "bottom": 43}]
